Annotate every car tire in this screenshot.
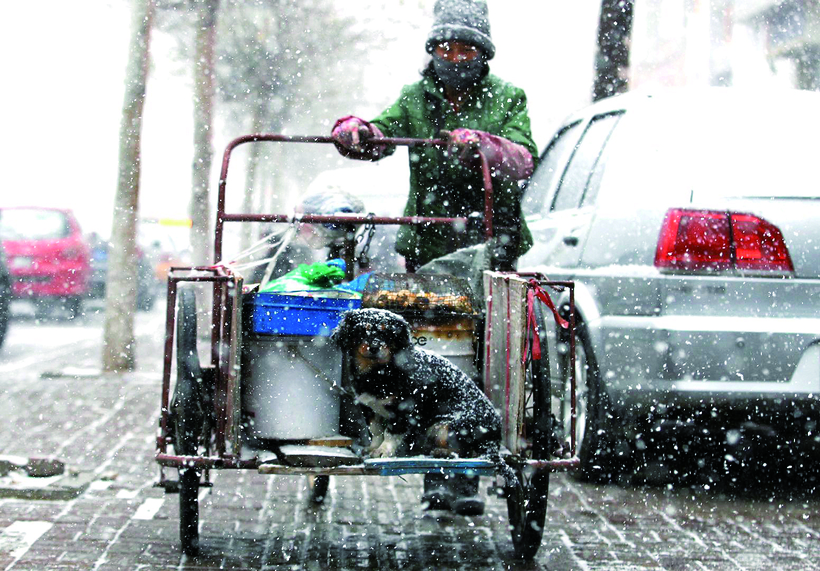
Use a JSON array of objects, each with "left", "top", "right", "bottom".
[
  {"left": 562, "top": 321, "right": 623, "bottom": 483},
  {"left": 0, "top": 283, "right": 9, "bottom": 349},
  {"left": 137, "top": 290, "right": 155, "bottom": 312},
  {"left": 65, "top": 296, "right": 82, "bottom": 320}
]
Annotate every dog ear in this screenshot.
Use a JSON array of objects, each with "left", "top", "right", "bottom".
[
  {"left": 389, "top": 313, "right": 413, "bottom": 350},
  {"left": 330, "top": 311, "right": 351, "bottom": 349}
]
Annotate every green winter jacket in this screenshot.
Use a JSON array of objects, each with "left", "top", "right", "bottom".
[{"left": 370, "top": 72, "right": 538, "bottom": 267}]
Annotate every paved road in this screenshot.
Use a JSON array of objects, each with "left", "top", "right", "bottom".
[{"left": 0, "top": 302, "right": 818, "bottom": 570}]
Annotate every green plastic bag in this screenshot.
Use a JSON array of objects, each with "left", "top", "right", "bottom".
[{"left": 260, "top": 260, "right": 345, "bottom": 293}]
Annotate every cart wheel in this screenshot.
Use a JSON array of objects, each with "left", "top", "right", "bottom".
[
  {"left": 171, "top": 287, "right": 205, "bottom": 457},
  {"left": 170, "top": 287, "right": 208, "bottom": 556},
  {"left": 179, "top": 467, "right": 200, "bottom": 556},
  {"left": 507, "top": 302, "right": 551, "bottom": 560},
  {"left": 506, "top": 467, "right": 549, "bottom": 560},
  {"left": 308, "top": 475, "right": 330, "bottom": 504}
]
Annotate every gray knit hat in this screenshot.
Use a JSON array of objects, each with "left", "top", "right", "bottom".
[{"left": 425, "top": 0, "right": 495, "bottom": 60}]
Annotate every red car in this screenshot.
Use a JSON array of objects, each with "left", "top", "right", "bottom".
[{"left": 0, "top": 207, "right": 91, "bottom": 318}]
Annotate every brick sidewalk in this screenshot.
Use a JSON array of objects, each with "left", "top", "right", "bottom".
[{"left": 0, "top": 312, "right": 819, "bottom": 569}]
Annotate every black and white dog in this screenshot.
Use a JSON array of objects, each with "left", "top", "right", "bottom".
[{"left": 331, "top": 308, "right": 502, "bottom": 459}]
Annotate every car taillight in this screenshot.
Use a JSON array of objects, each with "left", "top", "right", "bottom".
[{"left": 654, "top": 208, "right": 794, "bottom": 274}]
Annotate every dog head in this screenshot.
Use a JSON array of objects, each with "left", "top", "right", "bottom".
[{"left": 331, "top": 308, "right": 412, "bottom": 374}]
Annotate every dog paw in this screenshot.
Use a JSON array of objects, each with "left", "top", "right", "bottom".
[
  {"left": 369, "top": 442, "right": 396, "bottom": 458},
  {"left": 367, "top": 434, "right": 384, "bottom": 451},
  {"left": 431, "top": 447, "right": 457, "bottom": 459},
  {"left": 369, "top": 433, "right": 401, "bottom": 458}
]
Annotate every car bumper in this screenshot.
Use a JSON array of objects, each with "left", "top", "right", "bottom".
[
  {"left": 596, "top": 313, "right": 820, "bottom": 406},
  {"left": 11, "top": 273, "right": 89, "bottom": 297}
]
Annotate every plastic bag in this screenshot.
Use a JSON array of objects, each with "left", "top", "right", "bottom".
[
  {"left": 260, "top": 259, "right": 346, "bottom": 293},
  {"left": 333, "top": 272, "right": 372, "bottom": 294},
  {"left": 417, "top": 243, "right": 490, "bottom": 301}
]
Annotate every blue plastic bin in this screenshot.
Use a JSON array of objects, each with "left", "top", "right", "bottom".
[{"left": 247, "top": 292, "right": 361, "bottom": 336}]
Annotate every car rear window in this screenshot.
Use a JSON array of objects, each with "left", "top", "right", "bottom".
[
  {"left": 596, "top": 100, "right": 820, "bottom": 205},
  {"left": 0, "top": 209, "right": 70, "bottom": 240},
  {"left": 522, "top": 121, "right": 583, "bottom": 216},
  {"left": 552, "top": 113, "right": 622, "bottom": 212}
]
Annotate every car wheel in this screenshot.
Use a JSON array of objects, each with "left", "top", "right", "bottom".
[
  {"left": 562, "top": 321, "right": 622, "bottom": 482},
  {"left": 0, "top": 284, "right": 9, "bottom": 348},
  {"left": 65, "top": 296, "right": 82, "bottom": 320},
  {"left": 34, "top": 299, "right": 54, "bottom": 320},
  {"left": 137, "top": 290, "right": 155, "bottom": 312}
]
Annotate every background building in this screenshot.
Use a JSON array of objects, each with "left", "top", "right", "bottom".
[{"left": 630, "top": 0, "right": 820, "bottom": 90}]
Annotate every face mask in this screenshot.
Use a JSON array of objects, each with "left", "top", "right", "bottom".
[{"left": 433, "top": 53, "right": 486, "bottom": 90}]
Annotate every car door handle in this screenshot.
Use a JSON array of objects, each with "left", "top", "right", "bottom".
[{"left": 562, "top": 235, "right": 579, "bottom": 246}]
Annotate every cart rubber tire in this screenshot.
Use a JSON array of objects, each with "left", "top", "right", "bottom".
[
  {"left": 308, "top": 475, "right": 330, "bottom": 504},
  {"left": 179, "top": 467, "right": 200, "bottom": 556},
  {"left": 172, "top": 287, "right": 205, "bottom": 457},
  {"left": 506, "top": 302, "right": 551, "bottom": 560},
  {"left": 507, "top": 468, "right": 549, "bottom": 560},
  {"left": 172, "top": 287, "right": 205, "bottom": 556},
  {"left": 176, "top": 287, "right": 202, "bottom": 384}
]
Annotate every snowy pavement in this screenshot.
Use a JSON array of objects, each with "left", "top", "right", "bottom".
[{"left": 0, "top": 303, "right": 818, "bottom": 569}]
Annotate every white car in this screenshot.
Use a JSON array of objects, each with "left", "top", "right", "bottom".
[{"left": 518, "top": 87, "right": 820, "bottom": 482}]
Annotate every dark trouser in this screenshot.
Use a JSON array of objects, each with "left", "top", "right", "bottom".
[{"left": 424, "top": 472, "right": 479, "bottom": 498}]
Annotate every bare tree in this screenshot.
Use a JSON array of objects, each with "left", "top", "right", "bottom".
[
  {"left": 216, "top": 0, "right": 365, "bottom": 251},
  {"left": 594, "top": 0, "right": 634, "bottom": 101},
  {"left": 156, "top": 0, "right": 366, "bottom": 256},
  {"left": 190, "top": 0, "right": 219, "bottom": 266},
  {"left": 103, "top": 0, "right": 156, "bottom": 372}
]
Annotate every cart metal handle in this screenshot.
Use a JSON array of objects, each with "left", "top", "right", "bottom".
[{"left": 214, "top": 134, "right": 495, "bottom": 264}]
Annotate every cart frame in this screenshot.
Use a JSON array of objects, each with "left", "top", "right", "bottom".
[{"left": 155, "top": 134, "right": 579, "bottom": 560}]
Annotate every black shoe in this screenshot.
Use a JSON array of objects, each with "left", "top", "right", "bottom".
[
  {"left": 422, "top": 487, "right": 453, "bottom": 511},
  {"left": 452, "top": 495, "right": 485, "bottom": 516}
]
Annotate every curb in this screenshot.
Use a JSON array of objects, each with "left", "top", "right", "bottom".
[
  {"left": 0, "top": 471, "right": 96, "bottom": 501},
  {"left": 40, "top": 368, "right": 103, "bottom": 380}
]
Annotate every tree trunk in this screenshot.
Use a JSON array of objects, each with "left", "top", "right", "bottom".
[
  {"left": 260, "top": 116, "right": 285, "bottom": 215},
  {"left": 103, "top": 0, "right": 155, "bottom": 373},
  {"left": 239, "top": 103, "right": 266, "bottom": 253},
  {"left": 190, "top": 0, "right": 219, "bottom": 266},
  {"left": 594, "top": 0, "right": 634, "bottom": 101}
]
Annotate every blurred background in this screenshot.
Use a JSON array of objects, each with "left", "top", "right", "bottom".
[{"left": 0, "top": 0, "right": 816, "bottom": 268}]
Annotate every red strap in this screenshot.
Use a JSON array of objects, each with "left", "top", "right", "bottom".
[
  {"left": 525, "top": 288, "right": 542, "bottom": 362},
  {"left": 524, "top": 279, "right": 569, "bottom": 364},
  {"left": 529, "top": 279, "right": 569, "bottom": 330}
]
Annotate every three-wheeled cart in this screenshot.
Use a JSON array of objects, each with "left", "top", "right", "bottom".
[{"left": 155, "top": 134, "right": 579, "bottom": 560}]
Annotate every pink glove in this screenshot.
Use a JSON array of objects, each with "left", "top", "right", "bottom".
[
  {"left": 445, "top": 128, "right": 534, "bottom": 180},
  {"left": 331, "top": 116, "right": 386, "bottom": 161}
]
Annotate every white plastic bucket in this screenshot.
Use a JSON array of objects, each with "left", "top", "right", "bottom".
[{"left": 243, "top": 336, "right": 341, "bottom": 439}]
